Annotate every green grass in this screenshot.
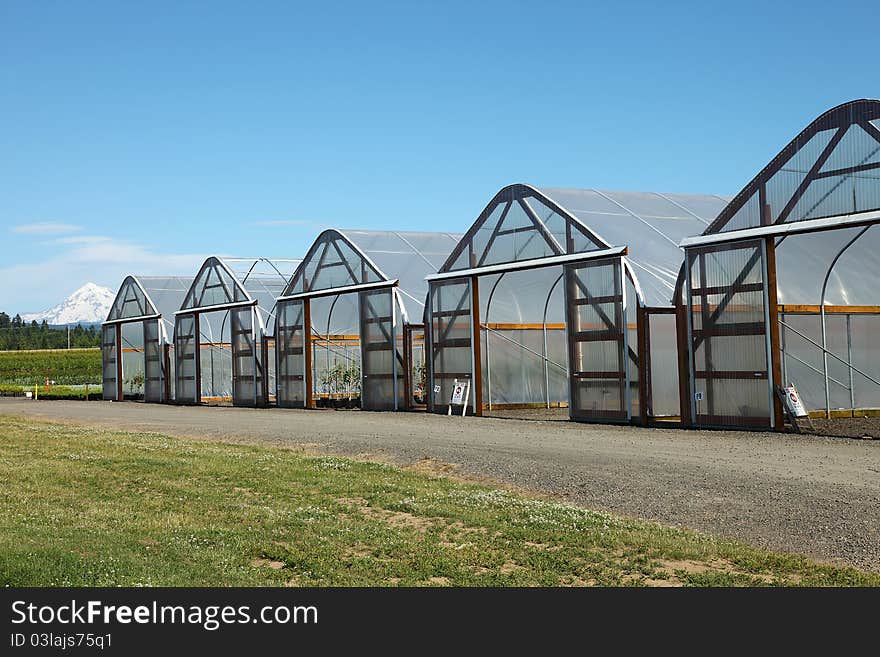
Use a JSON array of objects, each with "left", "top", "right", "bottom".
[
  {"left": 0, "top": 414, "right": 876, "bottom": 587},
  {"left": 0, "top": 348, "right": 101, "bottom": 386},
  {"left": 0, "top": 384, "right": 102, "bottom": 400}
]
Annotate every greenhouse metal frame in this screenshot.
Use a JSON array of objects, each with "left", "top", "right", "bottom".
[
  {"left": 678, "top": 99, "right": 880, "bottom": 429},
  {"left": 275, "top": 230, "right": 460, "bottom": 411},
  {"left": 425, "top": 184, "right": 729, "bottom": 422},
  {"left": 102, "top": 275, "right": 193, "bottom": 402},
  {"left": 173, "top": 256, "right": 297, "bottom": 407}
]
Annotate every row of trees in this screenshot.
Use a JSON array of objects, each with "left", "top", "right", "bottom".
[{"left": 0, "top": 312, "right": 101, "bottom": 350}]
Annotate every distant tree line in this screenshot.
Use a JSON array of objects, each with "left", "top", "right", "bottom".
[{"left": 0, "top": 312, "right": 101, "bottom": 350}]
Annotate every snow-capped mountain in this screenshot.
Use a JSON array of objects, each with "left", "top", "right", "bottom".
[{"left": 21, "top": 282, "right": 115, "bottom": 325}]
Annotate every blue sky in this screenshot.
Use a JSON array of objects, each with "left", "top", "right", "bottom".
[{"left": 1, "top": 0, "right": 876, "bottom": 312}]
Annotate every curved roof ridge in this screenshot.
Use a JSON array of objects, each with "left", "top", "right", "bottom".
[
  {"left": 181, "top": 256, "right": 255, "bottom": 310},
  {"left": 105, "top": 275, "right": 159, "bottom": 322},
  {"left": 700, "top": 98, "right": 880, "bottom": 235}
]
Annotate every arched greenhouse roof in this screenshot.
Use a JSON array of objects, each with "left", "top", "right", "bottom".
[
  {"left": 181, "top": 256, "right": 299, "bottom": 333},
  {"left": 105, "top": 275, "right": 194, "bottom": 340},
  {"left": 438, "top": 183, "right": 730, "bottom": 307},
  {"left": 679, "top": 99, "right": 880, "bottom": 307},
  {"left": 283, "top": 229, "right": 461, "bottom": 323}
]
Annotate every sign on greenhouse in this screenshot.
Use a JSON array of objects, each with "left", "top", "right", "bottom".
[
  {"left": 783, "top": 386, "right": 808, "bottom": 418},
  {"left": 447, "top": 379, "right": 470, "bottom": 417}
]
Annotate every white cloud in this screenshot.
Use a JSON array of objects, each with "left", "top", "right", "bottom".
[
  {"left": 0, "top": 235, "right": 206, "bottom": 313},
  {"left": 10, "top": 222, "right": 82, "bottom": 235}
]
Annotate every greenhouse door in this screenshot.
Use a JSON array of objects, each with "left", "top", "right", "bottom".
[
  {"left": 143, "top": 318, "right": 163, "bottom": 402},
  {"left": 231, "top": 307, "right": 263, "bottom": 407},
  {"left": 174, "top": 314, "right": 199, "bottom": 404},
  {"left": 102, "top": 324, "right": 119, "bottom": 401},
  {"left": 565, "top": 258, "right": 629, "bottom": 422},
  {"left": 359, "top": 288, "right": 402, "bottom": 410},
  {"left": 429, "top": 278, "right": 476, "bottom": 414},
  {"left": 686, "top": 240, "right": 772, "bottom": 428},
  {"left": 276, "top": 300, "right": 307, "bottom": 408}
]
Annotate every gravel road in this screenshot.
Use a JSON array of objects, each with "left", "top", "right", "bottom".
[{"left": 3, "top": 398, "right": 879, "bottom": 572}]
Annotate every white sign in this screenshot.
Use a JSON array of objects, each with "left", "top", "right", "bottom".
[
  {"left": 694, "top": 391, "right": 703, "bottom": 402},
  {"left": 451, "top": 380, "right": 469, "bottom": 405},
  {"left": 433, "top": 384, "right": 441, "bottom": 394},
  {"left": 783, "top": 385, "right": 808, "bottom": 418},
  {"left": 447, "top": 378, "right": 471, "bottom": 417}
]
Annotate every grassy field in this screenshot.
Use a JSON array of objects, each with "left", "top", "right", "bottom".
[
  {"left": 0, "top": 348, "right": 101, "bottom": 386},
  {"left": 0, "top": 414, "right": 877, "bottom": 587},
  {"left": 0, "top": 383, "right": 102, "bottom": 400}
]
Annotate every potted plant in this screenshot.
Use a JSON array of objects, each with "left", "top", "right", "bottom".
[
  {"left": 127, "top": 372, "right": 145, "bottom": 400},
  {"left": 413, "top": 363, "right": 427, "bottom": 404},
  {"left": 345, "top": 362, "right": 361, "bottom": 409}
]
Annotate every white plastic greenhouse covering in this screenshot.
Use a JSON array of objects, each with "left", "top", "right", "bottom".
[
  {"left": 276, "top": 230, "right": 461, "bottom": 410},
  {"left": 430, "top": 184, "right": 732, "bottom": 418},
  {"left": 681, "top": 99, "right": 880, "bottom": 424},
  {"left": 536, "top": 188, "right": 731, "bottom": 307},
  {"left": 102, "top": 275, "right": 193, "bottom": 402},
  {"left": 174, "top": 257, "right": 298, "bottom": 404}
]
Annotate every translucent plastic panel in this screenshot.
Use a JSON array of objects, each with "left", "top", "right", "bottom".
[
  {"left": 661, "top": 193, "right": 731, "bottom": 224},
  {"left": 276, "top": 300, "right": 306, "bottom": 408},
  {"left": 781, "top": 312, "right": 879, "bottom": 414},
  {"left": 174, "top": 315, "right": 198, "bottom": 404},
  {"left": 566, "top": 258, "right": 627, "bottom": 421},
  {"left": 183, "top": 260, "right": 248, "bottom": 309},
  {"left": 121, "top": 321, "right": 145, "bottom": 399},
  {"left": 101, "top": 325, "right": 117, "bottom": 400},
  {"left": 850, "top": 314, "right": 880, "bottom": 410},
  {"left": 819, "top": 124, "right": 880, "bottom": 172},
  {"left": 108, "top": 278, "right": 156, "bottom": 320},
  {"left": 625, "top": 274, "right": 640, "bottom": 419},
  {"left": 688, "top": 241, "right": 770, "bottom": 427},
  {"left": 359, "top": 288, "right": 402, "bottom": 410},
  {"left": 143, "top": 318, "right": 163, "bottom": 402},
  {"left": 482, "top": 327, "right": 568, "bottom": 407},
  {"left": 722, "top": 191, "right": 762, "bottom": 232},
  {"left": 429, "top": 279, "right": 473, "bottom": 412},
  {"left": 714, "top": 103, "right": 880, "bottom": 233},
  {"left": 231, "top": 307, "right": 262, "bottom": 406},
  {"left": 788, "top": 175, "right": 859, "bottom": 221},
  {"left": 469, "top": 202, "right": 506, "bottom": 269},
  {"left": 647, "top": 313, "right": 679, "bottom": 417},
  {"left": 763, "top": 128, "right": 836, "bottom": 223},
  {"left": 523, "top": 197, "right": 568, "bottom": 252},
  {"left": 139, "top": 276, "right": 194, "bottom": 320},
  {"left": 297, "top": 235, "right": 384, "bottom": 293}
]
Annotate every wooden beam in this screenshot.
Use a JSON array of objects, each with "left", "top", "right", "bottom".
[
  {"left": 261, "top": 335, "right": 269, "bottom": 406},
  {"left": 471, "top": 276, "right": 483, "bottom": 417},
  {"left": 698, "top": 252, "right": 714, "bottom": 417},
  {"left": 777, "top": 304, "right": 880, "bottom": 314},
  {"left": 163, "top": 344, "right": 172, "bottom": 403},
  {"left": 637, "top": 302, "right": 649, "bottom": 426},
  {"left": 193, "top": 313, "right": 201, "bottom": 404},
  {"left": 676, "top": 297, "right": 691, "bottom": 427},
  {"left": 115, "top": 323, "right": 123, "bottom": 401},
  {"left": 765, "top": 237, "right": 785, "bottom": 430},
  {"left": 304, "top": 299, "right": 313, "bottom": 409}
]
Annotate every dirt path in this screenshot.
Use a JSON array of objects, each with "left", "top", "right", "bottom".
[{"left": 3, "top": 398, "right": 879, "bottom": 572}]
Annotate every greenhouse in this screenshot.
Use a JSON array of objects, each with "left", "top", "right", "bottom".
[
  {"left": 99, "top": 99, "right": 880, "bottom": 432},
  {"left": 275, "top": 229, "right": 460, "bottom": 410},
  {"left": 173, "top": 257, "right": 297, "bottom": 406},
  {"left": 102, "top": 276, "right": 193, "bottom": 402},
  {"left": 679, "top": 98, "right": 880, "bottom": 429},
  {"left": 425, "top": 184, "right": 729, "bottom": 422}
]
